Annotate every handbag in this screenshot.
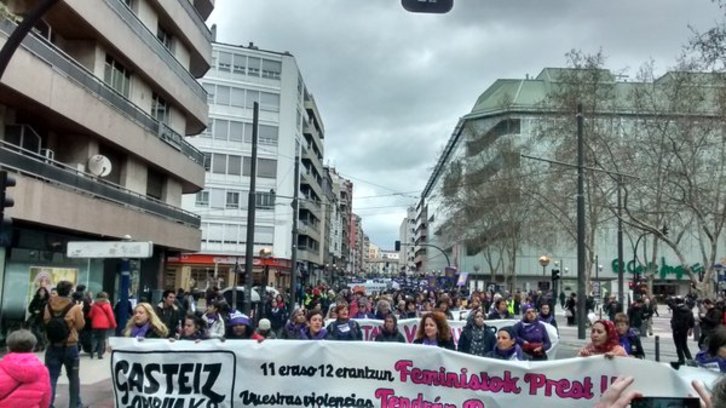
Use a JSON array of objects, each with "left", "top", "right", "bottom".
[{"left": 565, "top": 310, "right": 573, "bottom": 317}]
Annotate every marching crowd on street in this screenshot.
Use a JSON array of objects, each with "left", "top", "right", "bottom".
[{"left": 2, "top": 280, "right": 726, "bottom": 407}]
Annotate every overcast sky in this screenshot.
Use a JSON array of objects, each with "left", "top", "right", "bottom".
[{"left": 208, "top": 0, "right": 722, "bottom": 250}]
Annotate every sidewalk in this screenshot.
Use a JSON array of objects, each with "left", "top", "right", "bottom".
[{"left": 44, "top": 351, "right": 115, "bottom": 408}]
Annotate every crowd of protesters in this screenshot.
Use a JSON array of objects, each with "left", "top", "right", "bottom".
[{"left": 5, "top": 278, "right": 726, "bottom": 407}]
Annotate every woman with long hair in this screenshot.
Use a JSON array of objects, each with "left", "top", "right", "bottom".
[
  {"left": 578, "top": 320, "right": 627, "bottom": 357},
  {"left": 27, "top": 287, "right": 49, "bottom": 351},
  {"left": 413, "top": 311, "right": 455, "bottom": 350},
  {"left": 123, "top": 303, "right": 169, "bottom": 339}
]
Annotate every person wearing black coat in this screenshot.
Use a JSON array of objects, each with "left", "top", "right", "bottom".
[
  {"left": 698, "top": 298, "right": 722, "bottom": 350},
  {"left": 375, "top": 314, "right": 406, "bottom": 343},
  {"left": 671, "top": 297, "right": 695, "bottom": 363},
  {"left": 27, "top": 287, "right": 50, "bottom": 351},
  {"left": 458, "top": 309, "right": 496, "bottom": 357}
]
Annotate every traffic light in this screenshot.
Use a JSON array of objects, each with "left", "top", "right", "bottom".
[
  {"left": 551, "top": 268, "right": 560, "bottom": 280},
  {"left": 395, "top": 240, "right": 401, "bottom": 251},
  {"left": 401, "top": 0, "right": 453, "bottom": 13},
  {"left": 0, "top": 170, "right": 15, "bottom": 230}
]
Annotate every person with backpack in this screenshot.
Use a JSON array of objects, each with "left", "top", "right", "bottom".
[{"left": 43, "top": 280, "right": 85, "bottom": 408}]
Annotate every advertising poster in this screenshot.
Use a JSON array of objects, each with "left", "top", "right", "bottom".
[{"left": 28, "top": 266, "right": 78, "bottom": 302}]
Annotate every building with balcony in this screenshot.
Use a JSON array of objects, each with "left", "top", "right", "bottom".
[
  {"left": 0, "top": 0, "right": 214, "bottom": 324},
  {"left": 174, "top": 41, "right": 326, "bottom": 292},
  {"left": 398, "top": 206, "right": 416, "bottom": 274}
]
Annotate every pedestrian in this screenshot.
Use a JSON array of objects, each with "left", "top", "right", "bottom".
[
  {"left": 670, "top": 296, "right": 695, "bottom": 364},
  {"left": 155, "top": 290, "right": 181, "bottom": 338},
  {"left": 202, "top": 300, "right": 226, "bottom": 339},
  {"left": 458, "top": 309, "right": 496, "bottom": 357},
  {"left": 255, "top": 318, "right": 277, "bottom": 340},
  {"left": 604, "top": 295, "right": 621, "bottom": 321},
  {"left": 512, "top": 305, "right": 551, "bottom": 360},
  {"left": 577, "top": 320, "right": 628, "bottom": 357},
  {"left": 178, "top": 314, "right": 208, "bottom": 341},
  {"left": 627, "top": 298, "right": 645, "bottom": 337},
  {"left": 698, "top": 298, "right": 721, "bottom": 350},
  {"left": 412, "top": 311, "right": 455, "bottom": 350},
  {"left": 0, "top": 329, "right": 51, "bottom": 407},
  {"left": 225, "top": 311, "right": 262, "bottom": 340},
  {"left": 559, "top": 290, "right": 566, "bottom": 309},
  {"left": 642, "top": 296, "right": 655, "bottom": 336},
  {"left": 695, "top": 326, "right": 726, "bottom": 373},
  {"left": 26, "top": 287, "right": 49, "bottom": 352},
  {"left": 124, "top": 303, "right": 169, "bottom": 339},
  {"left": 300, "top": 310, "right": 327, "bottom": 340},
  {"left": 614, "top": 313, "right": 644, "bottom": 359},
  {"left": 280, "top": 308, "right": 306, "bottom": 340},
  {"left": 538, "top": 303, "right": 558, "bottom": 335},
  {"left": 565, "top": 293, "right": 577, "bottom": 326},
  {"left": 487, "top": 298, "right": 511, "bottom": 320},
  {"left": 269, "top": 298, "right": 287, "bottom": 337},
  {"left": 375, "top": 314, "right": 406, "bottom": 343},
  {"left": 43, "top": 280, "right": 86, "bottom": 408},
  {"left": 485, "top": 326, "right": 526, "bottom": 361},
  {"left": 326, "top": 303, "right": 362, "bottom": 341},
  {"left": 87, "top": 291, "right": 116, "bottom": 359}
]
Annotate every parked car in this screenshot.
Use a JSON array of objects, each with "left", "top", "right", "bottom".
[{"left": 221, "top": 286, "right": 280, "bottom": 312}]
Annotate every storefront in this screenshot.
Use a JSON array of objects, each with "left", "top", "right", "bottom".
[{"left": 165, "top": 253, "right": 292, "bottom": 294}]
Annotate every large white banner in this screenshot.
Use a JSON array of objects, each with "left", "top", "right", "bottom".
[
  {"left": 110, "top": 338, "right": 717, "bottom": 408},
  {"left": 351, "top": 318, "right": 560, "bottom": 358}
]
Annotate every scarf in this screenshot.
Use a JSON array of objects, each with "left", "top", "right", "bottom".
[
  {"left": 469, "top": 325, "right": 489, "bottom": 356},
  {"left": 493, "top": 344, "right": 520, "bottom": 360},
  {"left": 422, "top": 337, "right": 438, "bottom": 346},
  {"left": 538, "top": 313, "right": 554, "bottom": 324},
  {"left": 591, "top": 320, "right": 621, "bottom": 353},
  {"left": 131, "top": 323, "right": 151, "bottom": 338}
]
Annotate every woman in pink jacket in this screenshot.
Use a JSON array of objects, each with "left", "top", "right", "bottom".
[
  {"left": 0, "top": 329, "right": 51, "bottom": 407},
  {"left": 87, "top": 291, "right": 117, "bottom": 359}
]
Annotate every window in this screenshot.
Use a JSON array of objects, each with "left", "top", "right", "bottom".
[
  {"left": 259, "top": 125, "right": 278, "bottom": 145},
  {"left": 224, "top": 224, "right": 239, "bottom": 244},
  {"left": 146, "top": 169, "right": 163, "bottom": 200},
  {"left": 247, "top": 57, "right": 260, "bottom": 76},
  {"left": 203, "top": 153, "right": 211, "bottom": 171},
  {"left": 233, "top": 54, "right": 246, "bottom": 74},
  {"left": 242, "top": 156, "right": 252, "bottom": 177},
  {"left": 212, "top": 153, "right": 227, "bottom": 174},
  {"left": 230, "top": 88, "right": 245, "bottom": 107},
  {"left": 217, "top": 86, "right": 230, "bottom": 105},
  {"left": 243, "top": 123, "right": 255, "bottom": 143},
  {"left": 195, "top": 191, "right": 209, "bottom": 206},
  {"left": 206, "top": 223, "right": 223, "bottom": 242},
  {"left": 103, "top": 55, "right": 130, "bottom": 97},
  {"left": 229, "top": 121, "right": 244, "bottom": 142},
  {"left": 214, "top": 120, "right": 228, "bottom": 141},
  {"left": 260, "top": 92, "right": 280, "bottom": 111},
  {"left": 218, "top": 52, "right": 231, "bottom": 72},
  {"left": 151, "top": 93, "right": 168, "bottom": 123},
  {"left": 258, "top": 158, "right": 277, "bottom": 178},
  {"left": 210, "top": 189, "right": 225, "bottom": 209},
  {"left": 201, "top": 119, "right": 212, "bottom": 138},
  {"left": 226, "top": 191, "right": 240, "bottom": 209},
  {"left": 157, "top": 25, "right": 172, "bottom": 51},
  {"left": 256, "top": 226, "right": 274, "bottom": 243},
  {"left": 262, "top": 59, "right": 282, "bottom": 79},
  {"left": 228, "top": 155, "right": 242, "bottom": 175},
  {"left": 245, "top": 91, "right": 259, "bottom": 108},
  {"left": 256, "top": 191, "right": 275, "bottom": 209}
]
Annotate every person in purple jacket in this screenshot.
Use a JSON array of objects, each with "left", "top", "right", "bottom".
[
  {"left": 300, "top": 310, "right": 327, "bottom": 340},
  {"left": 512, "top": 305, "right": 551, "bottom": 360},
  {"left": 695, "top": 326, "right": 726, "bottom": 373}
]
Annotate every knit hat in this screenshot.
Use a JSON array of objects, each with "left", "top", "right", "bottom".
[
  {"left": 228, "top": 310, "right": 250, "bottom": 327},
  {"left": 258, "top": 318, "right": 271, "bottom": 331}
]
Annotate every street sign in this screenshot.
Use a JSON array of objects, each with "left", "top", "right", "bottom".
[{"left": 67, "top": 241, "right": 153, "bottom": 258}]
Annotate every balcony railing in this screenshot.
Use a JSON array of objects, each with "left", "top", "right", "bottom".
[
  {"left": 0, "top": 141, "right": 201, "bottom": 227},
  {"left": 0, "top": 19, "right": 205, "bottom": 166},
  {"left": 107, "top": 0, "right": 206, "bottom": 101}
]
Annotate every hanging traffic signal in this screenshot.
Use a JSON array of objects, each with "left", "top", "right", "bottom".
[
  {"left": 0, "top": 170, "right": 15, "bottom": 230},
  {"left": 551, "top": 268, "right": 561, "bottom": 280},
  {"left": 395, "top": 240, "right": 401, "bottom": 251}
]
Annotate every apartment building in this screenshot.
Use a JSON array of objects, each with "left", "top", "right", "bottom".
[
  {"left": 172, "top": 41, "right": 326, "bottom": 292},
  {"left": 0, "top": 0, "right": 214, "bottom": 324}
]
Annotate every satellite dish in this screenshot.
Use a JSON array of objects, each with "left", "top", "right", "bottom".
[{"left": 87, "top": 154, "right": 112, "bottom": 177}]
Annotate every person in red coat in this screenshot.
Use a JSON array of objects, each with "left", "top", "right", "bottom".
[
  {"left": 0, "top": 329, "right": 51, "bottom": 408},
  {"left": 87, "top": 291, "right": 117, "bottom": 359}
]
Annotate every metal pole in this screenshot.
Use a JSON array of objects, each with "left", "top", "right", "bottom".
[
  {"left": 116, "top": 235, "right": 133, "bottom": 335},
  {"left": 243, "top": 102, "right": 260, "bottom": 316},
  {"left": 0, "top": 0, "right": 61, "bottom": 79},
  {"left": 576, "top": 103, "right": 587, "bottom": 340},
  {"left": 290, "top": 152, "right": 300, "bottom": 308},
  {"left": 232, "top": 258, "right": 240, "bottom": 311},
  {"left": 617, "top": 178, "right": 625, "bottom": 310},
  {"left": 654, "top": 335, "right": 660, "bottom": 362}
]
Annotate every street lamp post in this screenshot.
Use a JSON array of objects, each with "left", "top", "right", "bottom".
[
  {"left": 539, "top": 255, "right": 551, "bottom": 277},
  {"left": 259, "top": 248, "right": 272, "bottom": 321}
]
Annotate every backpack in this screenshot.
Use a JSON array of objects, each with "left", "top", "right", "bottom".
[{"left": 46, "top": 303, "right": 75, "bottom": 344}]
